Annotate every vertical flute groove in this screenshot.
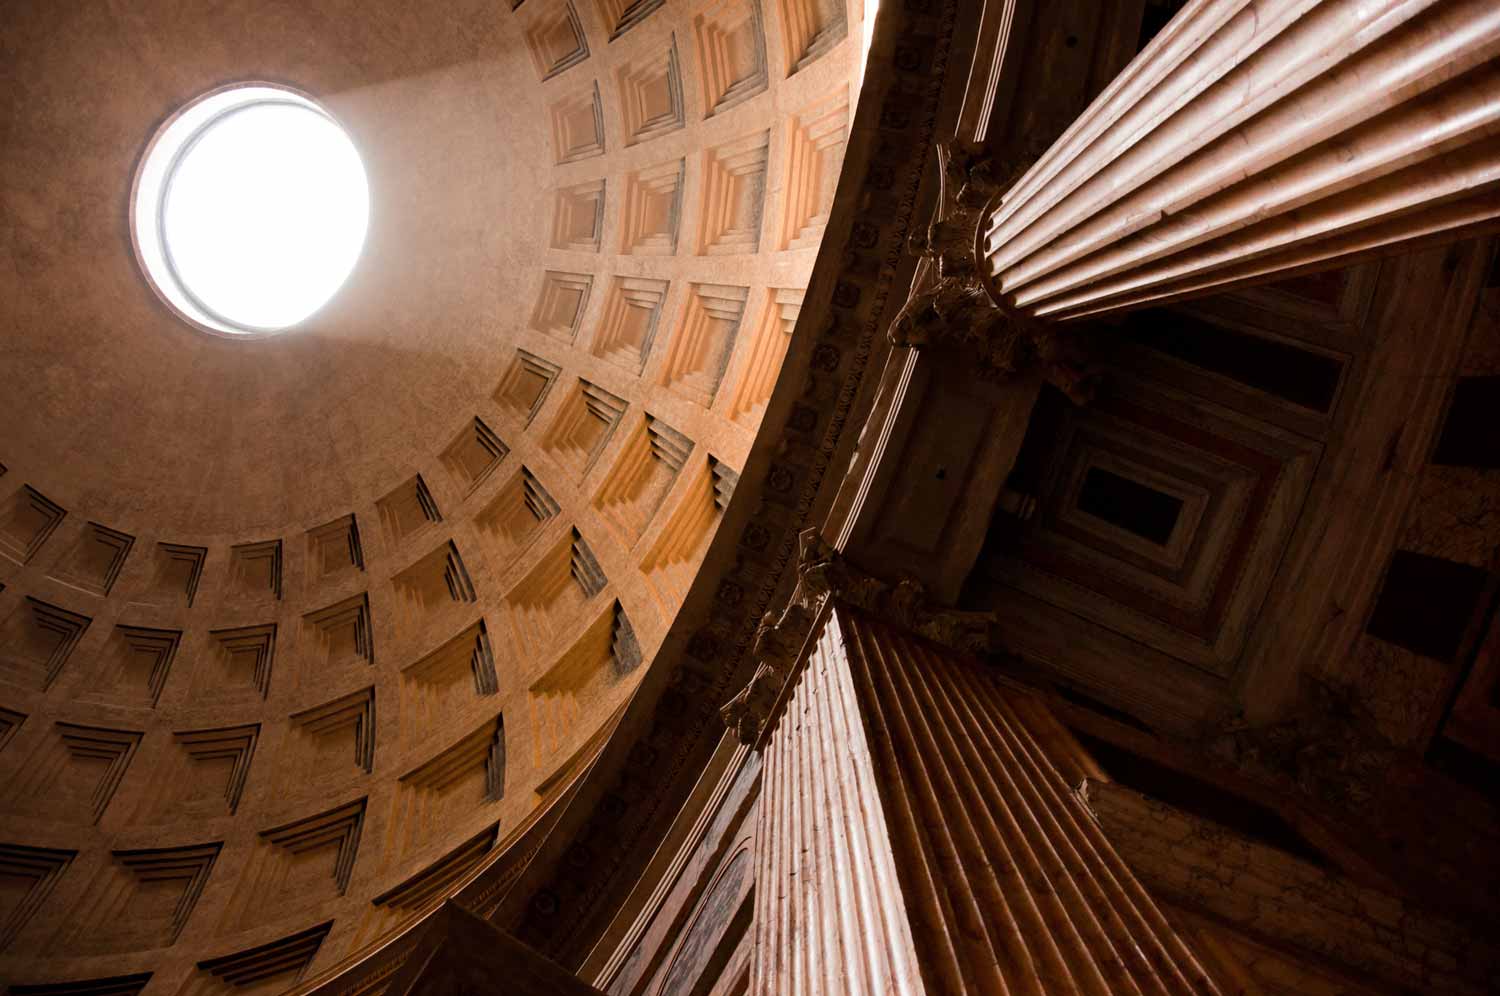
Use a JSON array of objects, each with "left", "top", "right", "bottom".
[
  {"left": 980, "top": 0, "right": 1500, "bottom": 319},
  {"left": 751, "top": 620, "right": 923, "bottom": 996},
  {"left": 751, "top": 605, "right": 1225, "bottom": 995}
]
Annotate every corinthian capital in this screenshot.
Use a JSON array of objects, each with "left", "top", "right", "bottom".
[
  {"left": 722, "top": 528, "right": 1004, "bottom": 746},
  {"left": 888, "top": 142, "right": 1096, "bottom": 404}
]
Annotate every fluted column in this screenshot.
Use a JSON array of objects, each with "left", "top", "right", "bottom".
[
  {"left": 750, "top": 604, "right": 1224, "bottom": 996},
  {"left": 750, "top": 605, "right": 924, "bottom": 996},
  {"left": 982, "top": 0, "right": 1500, "bottom": 321}
]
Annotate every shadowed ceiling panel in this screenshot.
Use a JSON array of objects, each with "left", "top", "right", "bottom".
[{"left": 0, "top": 486, "right": 65, "bottom": 565}]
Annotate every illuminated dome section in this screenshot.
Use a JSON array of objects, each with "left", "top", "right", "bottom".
[
  {"left": 132, "top": 84, "right": 370, "bottom": 337},
  {"left": 0, "top": 0, "right": 865, "bottom": 988}
]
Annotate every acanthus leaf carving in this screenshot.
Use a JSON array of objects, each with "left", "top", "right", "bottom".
[
  {"left": 722, "top": 527, "right": 1003, "bottom": 746},
  {"left": 888, "top": 141, "right": 1097, "bottom": 404}
]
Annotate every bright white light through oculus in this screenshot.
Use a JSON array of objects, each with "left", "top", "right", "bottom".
[{"left": 133, "top": 84, "right": 369, "bottom": 337}]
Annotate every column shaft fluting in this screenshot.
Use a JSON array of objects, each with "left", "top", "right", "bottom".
[
  {"left": 983, "top": 0, "right": 1500, "bottom": 320},
  {"left": 750, "top": 606, "right": 1223, "bottom": 996}
]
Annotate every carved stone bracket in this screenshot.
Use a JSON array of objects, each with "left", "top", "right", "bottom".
[
  {"left": 720, "top": 660, "right": 784, "bottom": 749},
  {"left": 888, "top": 142, "right": 1096, "bottom": 403},
  {"left": 721, "top": 527, "right": 1003, "bottom": 746}
]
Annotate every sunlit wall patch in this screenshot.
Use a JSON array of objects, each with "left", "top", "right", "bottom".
[{"left": 131, "top": 82, "right": 370, "bottom": 338}]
